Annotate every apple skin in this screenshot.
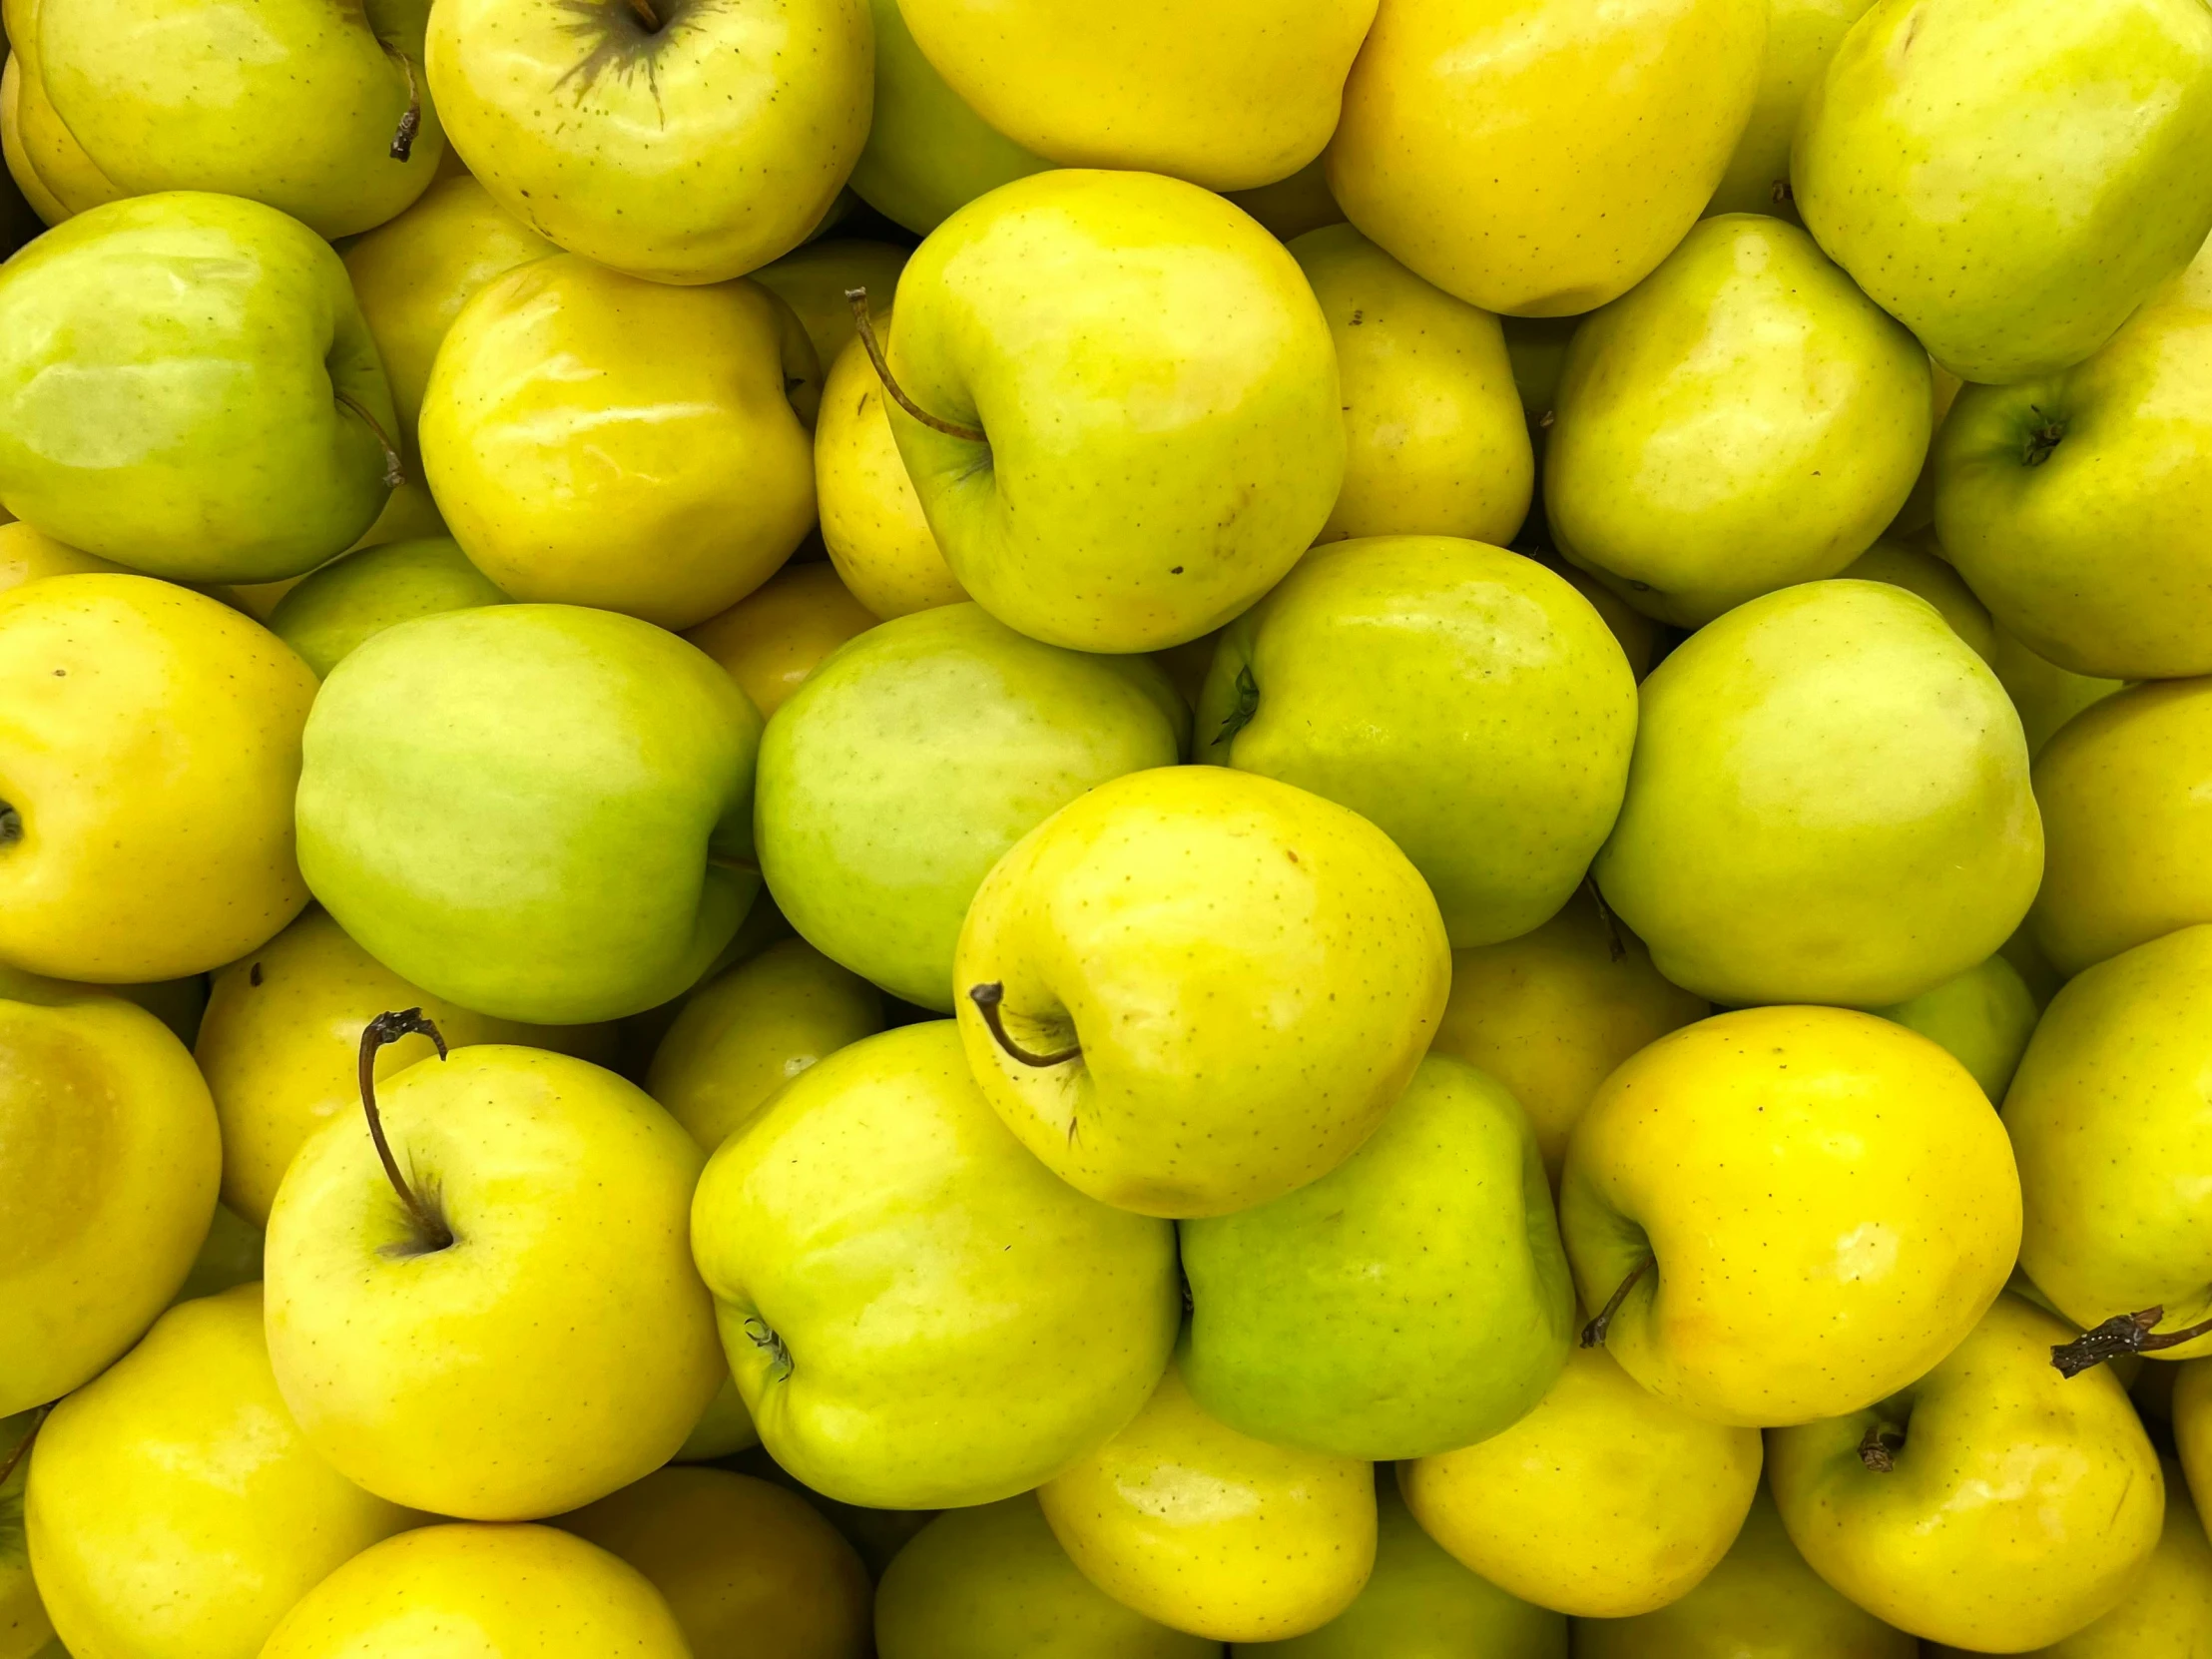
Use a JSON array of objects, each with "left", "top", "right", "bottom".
[
  {"left": 1839, "top": 537, "right": 1995, "bottom": 664},
  {"left": 295, "top": 603, "right": 761, "bottom": 1025},
  {"left": 1766, "top": 1294, "right": 2165, "bottom": 1652},
  {"left": 684, "top": 562, "right": 882, "bottom": 722},
  {"left": 757, "top": 602, "right": 1187, "bottom": 1011},
  {"left": 1794, "top": 0, "right": 2212, "bottom": 384},
  {"left": 885, "top": 169, "right": 1344, "bottom": 653},
  {"left": 1706, "top": 0, "right": 1880, "bottom": 218},
  {"left": 269, "top": 537, "right": 510, "bottom": 680},
  {"left": 1181, "top": 1054, "right": 1575, "bottom": 1461},
  {"left": 24, "top": 1285, "right": 417, "bottom": 1659},
  {"left": 0, "top": 194, "right": 396, "bottom": 582},
  {"left": 1872, "top": 953, "right": 2039, "bottom": 1103},
  {"left": 0, "top": 1413, "right": 52, "bottom": 1659},
  {"left": 690, "top": 1021, "right": 1180, "bottom": 1511},
  {"left": 426, "top": 0, "right": 871, "bottom": 284},
  {"left": 0, "top": 30, "right": 122, "bottom": 225},
  {"left": 749, "top": 238, "right": 910, "bottom": 373}
]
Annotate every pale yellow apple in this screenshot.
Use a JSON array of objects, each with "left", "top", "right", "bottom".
[
  {"left": 1038, "top": 1364, "right": 1376, "bottom": 1643},
  {"left": 0, "top": 521, "right": 121, "bottom": 594},
  {"left": 1, "top": 44, "right": 117, "bottom": 228},
  {"left": 684, "top": 563, "right": 879, "bottom": 719},
  {"left": 1330, "top": 0, "right": 1767, "bottom": 315},
  {"left": 1400, "top": 1341, "right": 1761, "bottom": 1617},
  {"left": 1706, "top": 0, "right": 1881, "bottom": 218},
  {"left": 420, "top": 254, "right": 818, "bottom": 630},
  {"left": 750, "top": 239, "right": 910, "bottom": 376},
  {"left": 25, "top": 1285, "right": 416, "bottom": 1659}
]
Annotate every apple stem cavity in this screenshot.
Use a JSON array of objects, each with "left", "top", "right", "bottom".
[
  {"left": 1215, "top": 663, "right": 1260, "bottom": 747},
  {"left": 968, "top": 982, "right": 1082, "bottom": 1068},
  {"left": 358, "top": 1008, "right": 454, "bottom": 1254},
  {"left": 1858, "top": 1420, "right": 1904, "bottom": 1472},
  {"left": 2049, "top": 1305, "right": 2212, "bottom": 1379},
  {"left": 379, "top": 41, "right": 423, "bottom": 163},
  {"left": 334, "top": 389, "right": 406, "bottom": 489},
  {"left": 625, "top": 0, "right": 665, "bottom": 29},
  {"left": 0, "top": 803, "right": 20, "bottom": 847},
  {"left": 742, "top": 1316, "right": 793, "bottom": 1382},
  {"left": 2024, "top": 406, "right": 2067, "bottom": 467},
  {"left": 0, "top": 1404, "right": 48, "bottom": 1488},
  {"left": 1578, "top": 1255, "right": 1651, "bottom": 1350},
  {"left": 844, "top": 287, "right": 988, "bottom": 444}
]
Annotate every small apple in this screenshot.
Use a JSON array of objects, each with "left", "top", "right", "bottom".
[
  {"left": 269, "top": 538, "right": 510, "bottom": 680},
  {"left": 1871, "top": 953, "right": 2039, "bottom": 1102},
  {"left": 683, "top": 563, "right": 879, "bottom": 721}
]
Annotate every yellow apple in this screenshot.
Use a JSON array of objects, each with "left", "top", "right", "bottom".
[
  {"left": 1873, "top": 952, "right": 2038, "bottom": 1102},
  {"left": 1839, "top": 537, "right": 1995, "bottom": 663},
  {"left": 1225, "top": 158, "right": 1346, "bottom": 244},
  {"left": 1990, "top": 625, "right": 2125, "bottom": 761},
  {"left": 0, "top": 521, "right": 121, "bottom": 594},
  {"left": 0, "top": 1411, "right": 51, "bottom": 1659},
  {"left": 1706, "top": 0, "right": 1880, "bottom": 218},
  {"left": 684, "top": 563, "right": 879, "bottom": 720},
  {"left": 750, "top": 239, "right": 910, "bottom": 376},
  {"left": 0, "top": 42, "right": 119, "bottom": 224},
  {"left": 2178, "top": 1361, "right": 2212, "bottom": 1528}
]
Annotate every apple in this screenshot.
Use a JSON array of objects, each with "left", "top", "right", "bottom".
[
  {"left": 690, "top": 1021, "right": 1181, "bottom": 1510},
  {"left": 1197, "top": 536, "right": 1635, "bottom": 948},
  {"left": 0, "top": 1412, "right": 50, "bottom": 1659},
  {"left": 1706, "top": 0, "right": 1880, "bottom": 218},
  {"left": 2179, "top": 1362, "right": 2212, "bottom": 1540},
  {"left": 24, "top": 1285, "right": 416, "bottom": 1658},
  {"left": 882, "top": 169, "right": 1344, "bottom": 652},
  {"left": 750, "top": 239, "right": 911, "bottom": 374},
  {"left": 1767, "top": 1294, "right": 2164, "bottom": 1652},
  {"left": 172, "top": 1202, "right": 264, "bottom": 1306},
  {"left": 0, "top": 194, "right": 397, "bottom": 582},
  {"left": 0, "top": 521, "right": 122, "bottom": 595},
  {"left": 269, "top": 538, "right": 509, "bottom": 680},
  {"left": 671, "top": 1380, "right": 760, "bottom": 1464},
  {"left": 955, "top": 766, "right": 1450, "bottom": 1218},
  {"left": 0, "top": 575, "right": 314, "bottom": 983},
  {"left": 1224, "top": 159, "right": 1346, "bottom": 243},
  {"left": 0, "top": 22, "right": 120, "bottom": 224},
  {"left": 1989, "top": 626, "right": 2126, "bottom": 762},
  {"left": 1793, "top": 0, "right": 2212, "bottom": 384},
  {"left": 1872, "top": 953, "right": 2039, "bottom": 1102},
  {"left": 1593, "top": 580, "right": 2042, "bottom": 1008},
  {"left": 1838, "top": 537, "right": 1996, "bottom": 663},
  {"left": 1182, "top": 1052, "right": 1573, "bottom": 1459},
  {"left": 267, "top": 1040, "right": 725, "bottom": 1519},
  {"left": 425, "top": 0, "right": 870, "bottom": 283},
  {"left": 295, "top": 603, "right": 761, "bottom": 1025},
  {"left": 1329, "top": 0, "right": 1767, "bottom": 315},
  {"left": 1546, "top": 215, "right": 1932, "bottom": 627},
  {"left": 683, "top": 563, "right": 879, "bottom": 721}
]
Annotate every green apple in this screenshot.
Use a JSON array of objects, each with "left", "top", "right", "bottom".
[
  {"left": 1990, "top": 625, "right": 2125, "bottom": 761},
  {"left": 1594, "top": 580, "right": 2042, "bottom": 1007},
  {"left": 1794, "top": 0, "right": 2212, "bottom": 384},
  {"left": 1547, "top": 215, "right": 1931, "bottom": 627},
  {"left": 1706, "top": 0, "right": 1879, "bottom": 218},
  {"left": 1767, "top": 1294, "right": 2164, "bottom": 1652},
  {"left": 38, "top": 0, "right": 444, "bottom": 239},
  {"left": 1872, "top": 953, "right": 2038, "bottom": 1102},
  {"left": 270, "top": 537, "right": 508, "bottom": 678},
  {"left": 1, "top": 1412, "right": 52, "bottom": 1659},
  {"left": 955, "top": 766, "right": 1450, "bottom": 1218},
  {"left": 1838, "top": 537, "right": 1994, "bottom": 663},
  {"left": 425, "top": 0, "right": 870, "bottom": 283},
  {"left": 875, "top": 1493, "right": 1218, "bottom": 1659},
  {"left": 25, "top": 1285, "right": 416, "bottom": 1658},
  {"left": 1936, "top": 241, "right": 2212, "bottom": 680},
  {"left": 885, "top": 169, "right": 1344, "bottom": 652},
  {"left": 1199, "top": 536, "right": 1635, "bottom": 948},
  {"left": 296, "top": 603, "right": 761, "bottom": 1024},
  {"left": 267, "top": 1043, "right": 725, "bottom": 1519},
  {"left": 757, "top": 603, "right": 1186, "bottom": 1010},
  {"left": 847, "top": 0, "right": 1049, "bottom": 234},
  {"left": 1183, "top": 1053, "right": 1573, "bottom": 1459},
  {"left": 1573, "top": 1484, "right": 1914, "bottom": 1658},
  {"left": 0, "top": 194, "right": 397, "bottom": 581},
  {"left": 690, "top": 1021, "right": 1179, "bottom": 1510},
  {"left": 0, "top": 970, "right": 218, "bottom": 1417}
]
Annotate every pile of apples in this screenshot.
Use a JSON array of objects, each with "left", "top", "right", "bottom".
[{"left": 6, "top": 0, "right": 2212, "bottom": 1654}]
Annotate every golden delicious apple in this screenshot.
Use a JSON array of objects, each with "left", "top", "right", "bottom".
[
  {"left": 172, "top": 1202, "right": 264, "bottom": 1306},
  {"left": 1707, "top": 0, "right": 1880, "bottom": 218},
  {"left": 0, "top": 1412, "right": 50, "bottom": 1659},
  {"left": 1990, "top": 625, "right": 2125, "bottom": 761},
  {"left": 1838, "top": 537, "right": 1994, "bottom": 662},
  {"left": 956, "top": 766, "right": 1449, "bottom": 1218},
  {"left": 1330, "top": 0, "right": 1766, "bottom": 315},
  {"left": 2179, "top": 1362, "right": 2212, "bottom": 1527},
  {"left": 267, "top": 537, "right": 510, "bottom": 679},
  {"left": 0, "top": 33, "right": 119, "bottom": 224},
  {"left": 0, "top": 522, "right": 121, "bottom": 594},
  {"left": 684, "top": 563, "right": 878, "bottom": 720},
  {"left": 750, "top": 239, "right": 910, "bottom": 374},
  {"left": 1872, "top": 953, "right": 2038, "bottom": 1102},
  {"left": 1225, "top": 159, "right": 1346, "bottom": 244}
]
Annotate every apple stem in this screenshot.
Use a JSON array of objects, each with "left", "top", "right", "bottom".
[
  {"left": 1858, "top": 1420, "right": 1904, "bottom": 1472},
  {"left": 358, "top": 1009, "right": 453, "bottom": 1252},
  {"left": 379, "top": 41, "right": 422, "bottom": 163},
  {"left": 2050, "top": 1305, "right": 2212, "bottom": 1379},
  {"left": 1584, "top": 875, "right": 1627, "bottom": 963},
  {"left": 0, "top": 1404, "right": 49, "bottom": 1488},
  {"left": 706, "top": 850, "right": 759, "bottom": 875},
  {"left": 626, "top": 0, "right": 664, "bottom": 28},
  {"left": 334, "top": 389, "right": 405, "bottom": 489},
  {"left": 843, "top": 288, "right": 988, "bottom": 444},
  {"left": 967, "top": 982, "right": 1082, "bottom": 1068},
  {"left": 1579, "top": 1256, "right": 1651, "bottom": 1350}
]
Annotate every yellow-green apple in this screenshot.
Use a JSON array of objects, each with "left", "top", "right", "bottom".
[
  {"left": 1707, "top": 0, "right": 1880, "bottom": 217},
  {"left": 1873, "top": 953, "right": 2039, "bottom": 1102},
  {"left": 882, "top": 169, "right": 1343, "bottom": 652},
  {"left": 685, "top": 563, "right": 879, "bottom": 720},
  {"left": 1561, "top": 1006, "right": 2021, "bottom": 1426},
  {"left": 1182, "top": 1054, "right": 1574, "bottom": 1458},
  {"left": 1839, "top": 537, "right": 1996, "bottom": 663},
  {"left": 1038, "top": 1363, "right": 1375, "bottom": 1643},
  {"left": 0, "top": 13, "right": 121, "bottom": 225},
  {"left": 690, "top": 1021, "right": 1179, "bottom": 1509},
  {"left": 259, "top": 1523, "right": 690, "bottom": 1659},
  {"left": 1199, "top": 536, "right": 1634, "bottom": 948},
  {"left": 266, "top": 1042, "right": 725, "bottom": 1519},
  {"left": 420, "top": 255, "right": 817, "bottom": 630},
  {"left": 1593, "top": 581, "right": 2042, "bottom": 1007},
  {"left": 25, "top": 1285, "right": 416, "bottom": 1658},
  {"left": 1990, "top": 625, "right": 2126, "bottom": 761},
  {"left": 269, "top": 538, "right": 508, "bottom": 680},
  {"left": 425, "top": 0, "right": 869, "bottom": 283},
  {"left": 0, "top": 1412, "right": 50, "bottom": 1659},
  {"left": 0, "top": 575, "right": 315, "bottom": 981},
  {"left": 955, "top": 766, "right": 1450, "bottom": 1218},
  {"left": 894, "top": 0, "right": 1374, "bottom": 191},
  {"left": 172, "top": 1202, "right": 264, "bottom": 1305},
  {"left": 0, "top": 195, "right": 397, "bottom": 581},
  {"left": 0, "top": 522, "right": 122, "bottom": 594},
  {"left": 1767, "top": 1294, "right": 2164, "bottom": 1651},
  {"left": 749, "top": 239, "right": 910, "bottom": 373},
  {"left": 1546, "top": 215, "right": 1932, "bottom": 627},
  {"left": 1793, "top": 0, "right": 2212, "bottom": 383},
  {"left": 758, "top": 603, "right": 1186, "bottom": 1010},
  {"left": 1329, "top": 0, "right": 1765, "bottom": 315},
  {"left": 1400, "top": 1342, "right": 1762, "bottom": 1616},
  {"left": 295, "top": 604, "right": 761, "bottom": 1024}
]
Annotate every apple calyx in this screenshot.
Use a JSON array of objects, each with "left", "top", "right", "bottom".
[
  {"left": 357, "top": 1008, "right": 454, "bottom": 1255},
  {"left": 334, "top": 389, "right": 405, "bottom": 490},
  {"left": 2049, "top": 1305, "right": 2212, "bottom": 1379},
  {"left": 0, "top": 804, "right": 20, "bottom": 847},
  {"left": 377, "top": 40, "right": 423, "bottom": 163},
  {"left": 1857, "top": 1419, "right": 1905, "bottom": 1472},
  {"left": 1578, "top": 1256, "right": 1652, "bottom": 1350},
  {"left": 2023, "top": 406, "right": 2067, "bottom": 468},
  {"left": 967, "top": 982, "right": 1083, "bottom": 1068},
  {"left": 844, "top": 288, "right": 988, "bottom": 444},
  {"left": 0, "top": 1405, "right": 48, "bottom": 1488},
  {"left": 741, "top": 1315, "right": 793, "bottom": 1382}
]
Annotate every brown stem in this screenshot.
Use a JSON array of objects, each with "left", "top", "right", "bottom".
[
  {"left": 2051, "top": 1306, "right": 2212, "bottom": 1379},
  {"left": 358, "top": 1009, "right": 453, "bottom": 1252},
  {"left": 844, "top": 288, "right": 987, "bottom": 444},
  {"left": 379, "top": 42, "right": 422, "bottom": 163},
  {"left": 967, "top": 982, "right": 1081, "bottom": 1068},
  {"left": 335, "top": 389, "right": 405, "bottom": 488},
  {"left": 1579, "top": 1256, "right": 1651, "bottom": 1350},
  {"left": 1858, "top": 1420, "right": 1903, "bottom": 1472},
  {"left": 0, "top": 1404, "right": 48, "bottom": 1488},
  {"left": 1585, "top": 875, "right": 1627, "bottom": 963},
  {"left": 625, "top": 0, "right": 663, "bottom": 27}
]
